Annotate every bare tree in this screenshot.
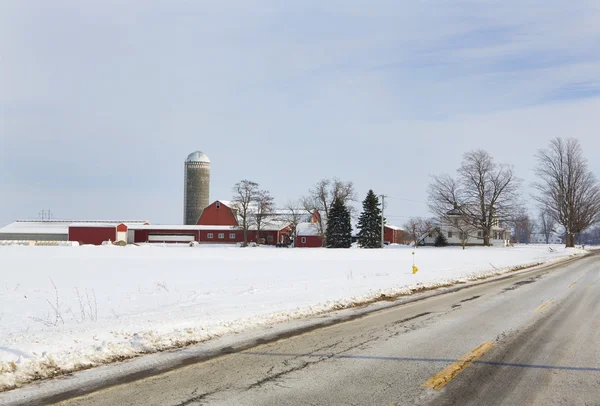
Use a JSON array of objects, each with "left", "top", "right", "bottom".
[
  {"left": 538, "top": 209, "right": 557, "bottom": 244},
  {"left": 429, "top": 150, "right": 522, "bottom": 246},
  {"left": 254, "top": 189, "right": 275, "bottom": 244},
  {"left": 232, "top": 180, "right": 259, "bottom": 246},
  {"left": 403, "top": 217, "right": 435, "bottom": 248},
  {"left": 302, "top": 178, "right": 357, "bottom": 245},
  {"left": 533, "top": 138, "right": 600, "bottom": 247},
  {"left": 284, "top": 199, "right": 304, "bottom": 242},
  {"left": 512, "top": 209, "right": 536, "bottom": 244}
]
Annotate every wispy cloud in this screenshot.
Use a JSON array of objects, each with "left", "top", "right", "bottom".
[{"left": 1, "top": 1, "right": 599, "bottom": 224}]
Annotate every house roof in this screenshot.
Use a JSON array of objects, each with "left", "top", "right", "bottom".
[{"left": 446, "top": 207, "right": 463, "bottom": 216}]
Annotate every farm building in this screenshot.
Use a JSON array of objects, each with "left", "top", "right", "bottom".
[
  {"left": 0, "top": 220, "right": 148, "bottom": 243},
  {"left": 384, "top": 225, "right": 407, "bottom": 245},
  {"left": 126, "top": 223, "right": 291, "bottom": 245},
  {"left": 295, "top": 223, "right": 324, "bottom": 247}
]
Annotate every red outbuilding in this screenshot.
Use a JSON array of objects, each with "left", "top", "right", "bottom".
[
  {"left": 384, "top": 225, "right": 407, "bottom": 245},
  {"left": 295, "top": 223, "right": 323, "bottom": 247}
]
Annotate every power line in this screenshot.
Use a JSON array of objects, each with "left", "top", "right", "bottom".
[{"left": 384, "top": 195, "right": 428, "bottom": 204}]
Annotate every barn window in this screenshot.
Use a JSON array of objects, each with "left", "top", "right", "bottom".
[
  {"left": 301, "top": 237, "right": 307, "bottom": 243},
  {"left": 229, "top": 233, "right": 236, "bottom": 239},
  {"left": 216, "top": 202, "right": 221, "bottom": 209},
  {"left": 207, "top": 233, "right": 213, "bottom": 239},
  {"left": 218, "top": 233, "right": 224, "bottom": 239}
]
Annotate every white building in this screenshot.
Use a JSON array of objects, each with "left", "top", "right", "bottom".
[
  {"left": 530, "top": 233, "right": 563, "bottom": 244},
  {"left": 421, "top": 205, "right": 510, "bottom": 247}
]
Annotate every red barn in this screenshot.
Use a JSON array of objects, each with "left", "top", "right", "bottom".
[
  {"left": 68, "top": 222, "right": 140, "bottom": 245},
  {"left": 384, "top": 225, "right": 406, "bottom": 245},
  {"left": 197, "top": 200, "right": 291, "bottom": 245},
  {"left": 198, "top": 200, "right": 239, "bottom": 226},
  {"left": 295, "top": 223, "right": 323, "bottom": 247}
]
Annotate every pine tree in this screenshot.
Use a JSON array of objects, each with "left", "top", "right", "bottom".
[
  {"left": 357, "top": 190, "right": 382, "bottom": 248},
  {"left": 434, "top": 228, "right": 449, "bottom": 247},
  {"left": 326, "top": 198, "right": 352, "bottom": 248}
]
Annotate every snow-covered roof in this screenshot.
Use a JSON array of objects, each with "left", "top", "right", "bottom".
[
  {"left": 128, "top": 224, "right": 239, "bottom": 231},
  {"left": 296, "top": 222, "right": 321, "bottom": 237},
  {"left": 0, "top": 220, "right": 149, "bottom": 235},
  {"left": 385, "top": 224, "right": 405, "bottom": 231},
  {"left": 250, "top": 220, "right": 291, "bottom": 232},
  {"left": 0, "top": 221, "right": 70, "bottom": 235},
  {"left": 69, "top": 223, "right": 121, "bottom": 228}
]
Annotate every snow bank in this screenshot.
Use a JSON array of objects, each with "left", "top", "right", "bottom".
[{"left": 0, "top": 244, "right": 583, "bottom": 390}]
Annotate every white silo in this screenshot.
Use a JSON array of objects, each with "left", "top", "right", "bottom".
[{"left": 184, "top": 151, "right": 211, "bottom": 225}]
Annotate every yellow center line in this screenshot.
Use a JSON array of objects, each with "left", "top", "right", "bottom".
[
  {"left": 568, "top": 282, "right": 576, "bottom": 289},
  {"left": 421, "top": 341, "right": 494, "bottom": 390},
  {"left": 535, "top": 299, "right": 552, "bottom": 312}
]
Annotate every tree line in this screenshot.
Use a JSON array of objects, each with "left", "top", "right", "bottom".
[
  {"left": 230, "top": 178, "right": 385, "bottom": 248},
  {"left": 230, "top": 137, "right": 600, "bottom": 249}
]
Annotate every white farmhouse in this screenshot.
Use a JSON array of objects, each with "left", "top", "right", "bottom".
[{"left": 421, "top": 204, "right": 511, "bottom": 247}]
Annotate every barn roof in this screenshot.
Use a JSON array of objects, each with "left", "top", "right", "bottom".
[
  {"left": 296, "top": 222, "right": 321, "bottom": 236},
  {"left": 0, "top": 220, "right": 149, "bottom": 235}
]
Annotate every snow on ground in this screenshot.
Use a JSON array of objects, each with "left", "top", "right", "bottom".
[{"left": 0, "top": 244, "right": 585, "bottom": 390}]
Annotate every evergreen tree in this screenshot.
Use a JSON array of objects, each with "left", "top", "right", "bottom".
[
  {"left": 357, "top": 190, "right": 382, "bottom": 248},
  {"left": 434, "top": 228, "right": 449, "bottom": 247},
  {"left": 326, "top": 198, "right": 352, "bottom": 248}
]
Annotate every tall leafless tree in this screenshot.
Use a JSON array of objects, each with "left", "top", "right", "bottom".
[
  {"left": 533, "top": 138, "right": 600, "bottom": 247},
  {"left": 428, "top": 150, "right": 522, "bottom": 246},
  {"left": 232, "top": 180, "right": 259, "bottom": 246},
  {"left": 538, "top": 209, "right": 557, "bottom": 245},
  {"left": 403, "top": 217, "right": 435, "bottom": 248},
  {"left": 254, "top": 189, "right": 275, "bottom": 244},
  {"left": 302, "top": 178, "right": 356, "bottom": 245},
  {"left": 283, "top": 199, "right": 304, "bottom": 242}
]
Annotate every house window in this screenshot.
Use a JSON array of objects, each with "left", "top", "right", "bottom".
[
  {"left": 301, "top": 237, "right": 307, "bottom": 244},
  {"left": 448, "top": 231, "right": 453, "bottom": 239},
  {"left": 216, "top": 202, "right": 221, "bottom": 209},
  {"left": 207, "top": 233, "right": 213, "bottom": 239},
  {"left": 218, "top": 233, "right": 224, "bottom": 239},
  {"left": 477, "top": 231, "right": 483, "bottom": 238},
  {"left": 229, "top": 233, "right": 236, "bottom": 239}
]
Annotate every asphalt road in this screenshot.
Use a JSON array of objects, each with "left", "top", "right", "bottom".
[{"left": 53, "top": 254, "right": 600, "bottom": 405}]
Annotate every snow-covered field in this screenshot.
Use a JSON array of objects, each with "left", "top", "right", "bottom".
[{"left": 0, "top": 244, "right": 585, "bottom": 391}]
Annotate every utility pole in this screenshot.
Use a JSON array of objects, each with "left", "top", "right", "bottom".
[{"left": 380, "top": 194, "right": 385, "bottom": 248}]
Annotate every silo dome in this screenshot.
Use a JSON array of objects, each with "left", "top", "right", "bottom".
[{"left": 186, "top": 151, "right": 210, "bottom": 163}]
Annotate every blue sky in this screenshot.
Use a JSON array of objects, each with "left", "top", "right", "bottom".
[{"left": 1, "top": 0, "right": 600, "bottom": 226}]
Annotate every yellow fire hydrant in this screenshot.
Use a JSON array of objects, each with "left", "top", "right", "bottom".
[{"left": 412, "top": 252, "right": 418, "bottom": 274}]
